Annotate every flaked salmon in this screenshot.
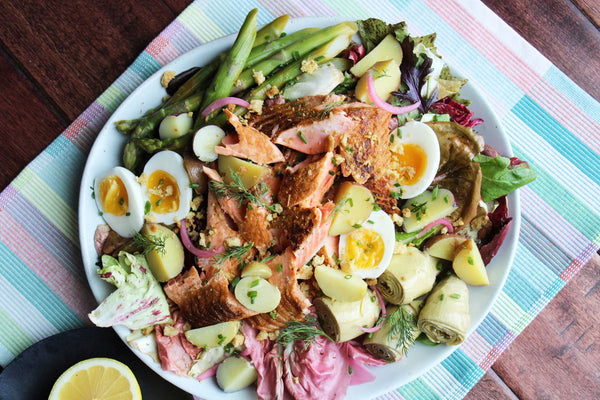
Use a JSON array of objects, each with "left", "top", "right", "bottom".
[
  {"left": 246, "top": 249, "right": 310, "bottom": 332},
  {"left": 215, "top": 110, "right": 285, "bottom": 164},
  {"left": 164, "top": 267, "right": 257, "bottom": 328},
  {"left": 278, "top": 152, "right": 337, "bottom": 208}
]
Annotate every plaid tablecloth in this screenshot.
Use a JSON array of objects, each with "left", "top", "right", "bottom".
[{"left": 1, "top": 0, "right": 599, "bottom": 399}]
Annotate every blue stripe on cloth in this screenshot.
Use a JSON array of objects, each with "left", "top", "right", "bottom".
[
  {"left": 129, "top": 51, "right": 163, "bottom": 81},
  {"left": 543, "top": 66, "right": 600, "bottom": 122},
  {"left": 397, "top": 377, "right": 442, "bottom": 400},
  {"left": 512, "top": 95, "right": 600, "bottom": 184},
  {"left": 520, "top": 215, "right": 573, "bottom": 276},
  {"left": 477, "top": 313, "right": 510, "bottom": 347},
  {"left": 201, "top": 1, "right": 269, "bottom": 35},
  {"left": 0, "top": 243, "right": 83, "bottom": 331},
  {"left": 441, "top": 349, "right": 482, "bottom": 390},
  {"left": 4, "top": 191, "right": 84, "bottom": 282}
]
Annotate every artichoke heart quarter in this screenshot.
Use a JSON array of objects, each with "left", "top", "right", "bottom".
[
  {"left": 417, "top": 275, "right": 470, "bottom": 345},
  {"left": 376, "top": 246, "right": 439, "bottom": 305}
]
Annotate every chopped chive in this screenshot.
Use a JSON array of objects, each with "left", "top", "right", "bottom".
[
  {"left": 352, "top": 223, "right": 362, "bottom": 229},
  {"left": 328, "top": 170, "right": 335, "bottom": 176},
  {"left": 269, "top": 311, "right": 278, "bottom": 320},
  {"left": 247, "top": 290, "right": 258, "bottom": 304},
  {"left": 119, "top": 197, "right": 125, "bottom": 206},
  {"left": 126, "top": 212, "right": 131, "bottom": 217},
  {"left": 277, "top": 264, "right": 283, "bottom": 273},
  {"left": 155, "top": 199, "right": 162, "bottom": 206},
  {"left": 144, "top": 201, "right": 151, "bottom": 214},
  {"left": 158, "top": 179, "right": 164, "bottom": 186},
  {"left": 444, "top": 195, "right": 449, "bottom": 204},
  {"left": 432, "top": 186, "right": 439, "bottom": 201},
  {"left": 189, "top": 183, "right": 200, "bottom": 189},
  {"left": 440, "top": 294, "right": 445, "bottom": 301},
  {"left": 298, "top": 131, "right": 308, "bottom": 144},
  {"left": 450, "top": 293, "right": 461, "bottom": 299},
  {"left": 344, "top": 274, "right": 352, "bottom": 280},
  {"left": 367, "top": 220, "right": 374, "bottom": 224},
  {"left": 250, "top": 279, "right": 260, "bottom": 288},
  {"left": 467, "top": 256, "right": 474, "bottom": 265},
  {"left": 217, "top": 334, "right": 226, "bottom": 345},
  {"left": 231, "top": 276, "right": 240, "bottom": 288}
]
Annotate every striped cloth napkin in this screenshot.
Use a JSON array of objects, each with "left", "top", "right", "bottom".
[{"left": 1, "top": 0, "right": 598, "bottom": 399}]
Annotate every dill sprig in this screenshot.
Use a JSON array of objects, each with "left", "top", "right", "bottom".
[
  {"left": 213, "top": 242, "right": 254, "bottom": 266},
  {"left": 132, "top": 232, "right": 167, "bottom": 256},
  {"left": 209, "top": 170, "right": 280, "bottom": 213},
  {"left": 277, "top": 316, "right": 333, "bottom": 348},
  {"left": 381, "top": 306, "right": 418, "bottom": 355},
  {"left": 320, "top": 100, "right": 345, "bottom": 119}
]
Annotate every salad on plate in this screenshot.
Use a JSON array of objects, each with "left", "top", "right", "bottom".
[{"left": 84, "top": 9, "right": 536, "bottom": 399}]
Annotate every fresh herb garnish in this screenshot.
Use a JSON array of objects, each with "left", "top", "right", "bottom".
[
  {"left": 132, "top": 232, "right": 167, "bottom": 255},
  {"left": 277, "top": 316, "right": 333, "bottom": 348},
  {"left": 298, "top": 131, "right": 308, "bottom": 144},
  {"left": 320, "top": 100, "right": 345, "bottom": 118},
  {"left": 377, "top": 306, "right": 417, "bottom": 356},
  {"left": 410, "top": 201, "right": 428, "bottom": 221},
  {"left": 209, "top": 169, "right": 281, "bottom": 213},
  {"left": 213, "top": 242, "right": 254, "bottom": 266}
]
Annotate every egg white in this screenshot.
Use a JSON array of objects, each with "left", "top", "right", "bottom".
[
  {"left": 390, "top": 121, "right": 440, "bottom": 199},
  {"left": 141, "top": 150, "right": 192, "bottom": 225},
  {"left": 94, "top": 166, "right": 145, "bottom": 238},
  {"left": 338, "top": 209, "right": 395, "bottom": 279}
]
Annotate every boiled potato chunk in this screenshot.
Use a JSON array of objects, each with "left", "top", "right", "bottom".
[
  {"left": 159, "top": 113, "right": 193, "bottom": 140},
  {"left": 142, "top": 223, "right": 184, "bottom": 282},
  {"left": 241, "top": 261, "right": 272, "bottom": 279},
  {"left": 452, "top": 239, "right": 489, "bottom": 286},
  {"left": 216, "top": 356, "right": 258, "bottom": 392},
  {"left": 234, "top": 277, "right": 281, "bottom": 313},
  {"left": 354, "top": 59, "right": 401, "bottom": 103},
  {"left": 350, "top": 34, "right": 403, "bottom": 77},
  {"left": 193, "top": 125, "right": 226, "bottom": 162},
  {"left": 218, "top": 155, "right": 269, "bottom": 189},
  {"left": 402, "top": 188, "right": 457, "bottom": 233},
  {"left": 328, "top": 182, "right": 374, "bottom": 236},
  {"left": 423, "top": 234, "right": 468, "bottom": 260},
  {"left": 314, "top": 264, "right": 367, "bottom": 302},
  {"left": 185, "top": 320, "right": 241, "bottom": 348}
]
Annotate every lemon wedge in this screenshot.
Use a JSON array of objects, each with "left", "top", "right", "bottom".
[{"left": 48, "top": 357, "right": 142, "bottom": 400}]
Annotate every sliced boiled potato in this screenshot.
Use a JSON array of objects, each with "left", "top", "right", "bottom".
[
  {"left": 402, "top": 188, "right": 457, "bottom": 233},
  {"left": 329, "top": 182, "right": 374, "bottom": 236},
  {"left": 193, "top": 125, "right": 226, "bottom": 162},
  {"left": 314, "top": 264, "right": 367, "bottom": 302},
  {"left": 185, "top": 320, "right": 241, "bottom": 348},
  {"left": 218, "top": 155, "right": 270, "bottom": 189},
  {"left": 241, "top": 261, "right": 272, "bottom": 279},
  {"left": 350, "top": 34, "right": 403, "bottom": 77},
  {"left": 452, "top": 239, "right": 489, "bottom": 286},
  {"left": 234, "top": 277, "right": 281, "bottom": 313},
  {"left": 159, "top": 113, "right": 193, "bottom": 140},
  {"left": 216, "top": 356, "right": 258, "bottom": 393},
  {"left": 142, "top": 223, "right": 184, "bottom": 282},
  {"left": 423, "top": 234, "right": 468, "bottom": 260},
  {"left": 354, "top": 59, "right": 401, "bottom": 103}
]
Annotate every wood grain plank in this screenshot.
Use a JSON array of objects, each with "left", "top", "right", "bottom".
[
  {"left": 0, "top": 49, "right": 65, "bottom": 190},
  {"left": 0, "top": 1, "right": 175, "bottom": 121},
  {"left": 465, "top": 369, "right": 519, "bottom": 400},
  {"left": 491, "top": 253, "right": 600, "bottom": 399},
  {"left": 162, "top": 0, "right": 192, "bottom": 15},
  {"left": 572, "top": 0, "right": 600, "bottom": 29},
  {"left": 483, "top": 0, "right": 600, "bottom": 101}
]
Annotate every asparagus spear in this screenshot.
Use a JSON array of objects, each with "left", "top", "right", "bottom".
[
  {"left": 197, "top": 9, "right": 258, "bottom": 125},
  {"left": 253, "top": 14, "right": 289, "bottom": 46},
  {"left": 122, "top": 94, "right": 202, "bottom": 171},
  {"left": 134, "top": 132, "right": 194, "bottom": 153}
]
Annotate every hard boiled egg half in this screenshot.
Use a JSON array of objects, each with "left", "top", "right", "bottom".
[
  {"left": 94, "top": 166, "right": 145, "bottom": 238},
  {"left": 390, "top": 121, "right": 440, "bottom": 199},
  {"left": 338, "top": 209, "right": 395, "bottom": 279},
  {"left": 140, "top": 150, "right": 192, "bottom": 225}
]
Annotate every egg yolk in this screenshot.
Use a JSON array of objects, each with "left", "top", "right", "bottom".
[
  {"left": 147, "top": 170, "right": 180, "bottom": 214},
  {"left": 343, "top": 228, "right": 385, "bottom": 271},
  {"left": 98, "top": 175, "right": 128, "bottom": 216},
  {"left": 391, "top": 143, "right": 427, "bottom": 186}
]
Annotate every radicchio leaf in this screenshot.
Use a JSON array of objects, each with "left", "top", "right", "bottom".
[
  {"left": 430, "top": 96, "right": 483, "bottom": 128},
  {"left": 479, "top": 195, "right": 512, "bottom": 265}
]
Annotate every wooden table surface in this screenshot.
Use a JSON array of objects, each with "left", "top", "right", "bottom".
[{"left": 0, "top": 0, "right": 598, "bottom": 398}]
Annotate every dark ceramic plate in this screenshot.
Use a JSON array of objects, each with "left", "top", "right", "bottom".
[{"left": 0, "top": 327, "right": 192, "bottom": 400}]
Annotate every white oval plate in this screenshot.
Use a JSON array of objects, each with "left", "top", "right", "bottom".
[{"left": 79, "top": 16, "right": 520, "bottom": 400}]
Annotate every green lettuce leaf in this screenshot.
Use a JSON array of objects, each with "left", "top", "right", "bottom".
[
  {"left": 357, "top": 18, "right": 408, "bottom": 53},
  {"left": 473, "top": 154, "right": 537, "bottom": 202}
]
